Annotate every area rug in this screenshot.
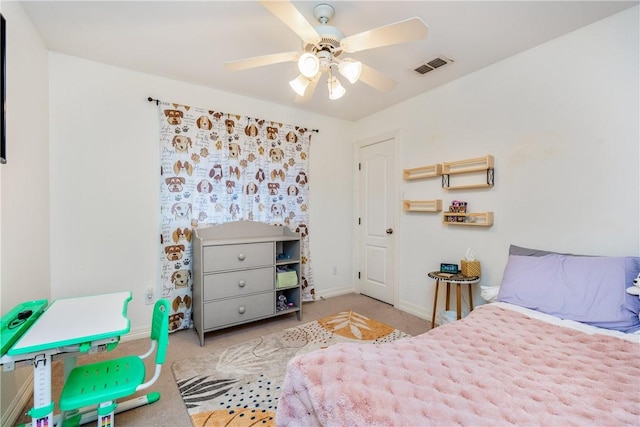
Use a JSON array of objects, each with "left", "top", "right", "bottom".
[{"left": 172, "top": 311, "right": 411, "bottom": 427}]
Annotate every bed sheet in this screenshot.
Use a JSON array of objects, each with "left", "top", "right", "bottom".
[{"left": 493, "top": 302, "right": 640, "bottom": 343}]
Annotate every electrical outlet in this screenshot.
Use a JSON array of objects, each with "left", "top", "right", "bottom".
[
  {"left": 332, "top": 266, "right": 337, "bottom": 275},
  {"left": 145, "top": 288, "right": 154, "bottom": 305}
]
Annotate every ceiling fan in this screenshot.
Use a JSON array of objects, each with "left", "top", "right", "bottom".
[{"left": 224, "top": 1, "right": 429, "bottom": 102}]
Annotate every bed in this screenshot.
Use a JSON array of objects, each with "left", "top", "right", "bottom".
[{"left": 276, "top": 246, "right": 640, "bottom": 426}]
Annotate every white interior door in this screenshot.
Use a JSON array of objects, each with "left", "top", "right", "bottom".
[{"left": 358, "top": 137, "right": 396, "bottom": 304}]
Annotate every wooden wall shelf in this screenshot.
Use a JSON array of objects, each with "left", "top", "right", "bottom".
[
  {"left": 403, "top": 199, "right": 442, "bottom": 212},
  {"left": 442, "top": 155, "right": 493, "bottom": 174},
  {"left": 402, "top": 155, "right": 495, "bottom": 226},
  {"left": 442, "top": 155, "right": 494, "bottom": 190},
  {"left": 443, "top": 181, "right": 493, "bottom": 190},
  {"left": 403, "top": 164, "right": 442, "bottom": 180},
  {"left": 442, "top": 212, "right": 494, "bottom": 227}
]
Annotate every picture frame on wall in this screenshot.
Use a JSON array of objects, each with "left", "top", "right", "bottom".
[{"left": 1, "top": 13, "right": 6, "bottom": 164}]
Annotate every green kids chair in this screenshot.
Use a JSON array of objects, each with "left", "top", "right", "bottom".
[{"left": 59, "top": 299, "right": 170, "bottom": 426}]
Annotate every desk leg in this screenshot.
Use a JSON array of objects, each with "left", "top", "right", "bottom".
[
  {"left": 468, "top": 285, "right": 474, "bottom": 312},
  {"left": 456, "top": 285, "right": 462, "bottom": 320},
  {"left": 28, "top": 354, "right": 54, "bottom": 427},
  {"left": 431, "top": 280, "right": 440, "bottom": 329}
]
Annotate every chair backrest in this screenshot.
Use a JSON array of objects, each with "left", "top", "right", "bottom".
[{"left": 150, "top": 299, "right": 170, "bottom": 365}]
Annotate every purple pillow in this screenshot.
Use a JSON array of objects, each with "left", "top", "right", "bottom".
[
  {"left": 498, "top": 254, "right": 640, "bottom": 333},
  {"left": 508, "top": 244, "right": 575, "bottom": 257}
]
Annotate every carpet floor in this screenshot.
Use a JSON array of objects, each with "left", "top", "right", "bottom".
[
  {"left": 14, "top": 293, "right": 430, "bottom": 427},
  {"left": 172, "top": 311, "right": 411, "bottom": 426}
]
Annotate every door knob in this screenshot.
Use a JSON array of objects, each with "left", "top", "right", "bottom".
[{"left": 386, "top": 228, "right": 393, "bottom": 235}]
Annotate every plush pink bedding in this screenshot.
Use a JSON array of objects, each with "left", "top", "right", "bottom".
[{"left": 276, "top": 304, "right": 640, "bottom": 426}]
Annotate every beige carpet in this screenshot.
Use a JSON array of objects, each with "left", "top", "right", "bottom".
[{"left": 172, "top": 311, "right": 411, "bottom": 426}]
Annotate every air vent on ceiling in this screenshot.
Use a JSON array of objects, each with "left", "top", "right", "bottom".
[{"left": 415, "top": 56, "right": 454, "bottom": 75}]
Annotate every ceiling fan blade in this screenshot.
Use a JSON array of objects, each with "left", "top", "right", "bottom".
[
  {"left": 224, "top": 51, "right": 299, "bottom": 72},
  {"left": 295, "top": 73, "right": 321, "bottom": 103},
  {"left": 260, "top": 1, "right": 321, "bottom": 45},
  {"left": 359, "top": 63, "right": 397, "bottom": 93},
  {"left": 341, "top": 17, "right": 428, "bottom": 53}
]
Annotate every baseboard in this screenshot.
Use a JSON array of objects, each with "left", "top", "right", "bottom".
[
  {"left": 314, "top": 286, "right": 355, "bottom": 300},
  {"left": 122, "top": 327, "right": 151, "bottom": 342},
  {"left": 1, "top": 371, "right": 33, "bottom": 427},
  {"left": 396, "top": 300, "right": 429, "bottom": 321}
]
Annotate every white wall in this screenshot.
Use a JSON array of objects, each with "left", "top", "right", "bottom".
[
  {"left": 0, "top": 1, "right": 50, "bottom": 421},
  {"left": 353, "top": 6, "right": 640, "bottom": 319},
  {"left": 0, "top": 0, "right": 50, "bottom": 312},
  {"left": 48, "top": 53, "right": 355, "bottom": 332}
]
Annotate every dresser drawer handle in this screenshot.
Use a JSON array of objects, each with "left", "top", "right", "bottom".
[
  {"left": 238, "top": 253, "right": 246, "bottom": 261},
  {"left": 238, "top": 306, "right": 246, "bottom": 314},
  {"left": 238, "top": 280, "right": 246, "bottom": 288}
]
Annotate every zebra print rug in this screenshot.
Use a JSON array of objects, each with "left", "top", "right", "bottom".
[{"left": 171, "top": 311, "right": 410, "bottom": 427}]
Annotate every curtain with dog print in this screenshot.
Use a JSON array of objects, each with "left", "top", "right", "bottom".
[{"left": 158, "top": 101, "right": 314, "bottom": 332}]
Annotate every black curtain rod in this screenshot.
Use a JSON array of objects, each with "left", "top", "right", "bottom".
[{"left": 147, "top": 96, "right": 318, "bottom": 133}]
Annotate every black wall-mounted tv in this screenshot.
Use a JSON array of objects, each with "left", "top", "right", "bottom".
[{"left": 1, "top": 13, "right": 6, "bottom": 164}]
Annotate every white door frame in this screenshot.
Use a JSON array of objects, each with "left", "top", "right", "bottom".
[{"left": 353, "top": 130, "right": 402, "bottom": 306}]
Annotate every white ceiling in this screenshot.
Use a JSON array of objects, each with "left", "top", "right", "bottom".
[{"left": 19, "top": 0, "right": 638, "bottom": 121}]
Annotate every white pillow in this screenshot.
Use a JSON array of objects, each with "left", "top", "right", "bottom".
[{"left": 480, "top": 285, "right": 500, "bottom": 303}]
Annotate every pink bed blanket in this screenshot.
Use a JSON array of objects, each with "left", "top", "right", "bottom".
[{"left": 276, "top": 305, "right": 640, "bottom": 426}]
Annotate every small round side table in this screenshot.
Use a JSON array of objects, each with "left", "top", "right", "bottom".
[{"left": 428, "top": 271, "right": 480, "bottom": 328}]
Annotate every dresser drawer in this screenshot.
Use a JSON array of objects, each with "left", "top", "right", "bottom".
[
  {"left": 203, "top": 242, "right": 273, "bottom": 272},
  {"left": 203, "top": 293, "right": 274, "bottom": 329},
  {"left": 203, "top": 267, "right": 274, "bottom": 300}
]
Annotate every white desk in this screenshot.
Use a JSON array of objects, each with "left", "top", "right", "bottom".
[{"left": 3, "top": 291, "right": 132, "bottom": 427}]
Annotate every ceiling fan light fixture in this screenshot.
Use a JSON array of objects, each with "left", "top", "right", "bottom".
[
  {"left": 338, "top": 59, "right": 362, "bottom": 84},
  {"left": 327, "top": 75, "right": 346, "bottom": 100},
  {"left": 289, "top": 74, "right": 311, "bottom": 96},
  {"left": 298, "top": 52, "right": 320, "bottom": 78}
]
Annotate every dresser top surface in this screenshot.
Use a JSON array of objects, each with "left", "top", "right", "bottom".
[{"left": 194, "top": 221, "right": 299, "bottom": 245}]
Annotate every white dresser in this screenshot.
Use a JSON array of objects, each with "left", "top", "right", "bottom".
[{"left": 192, "top": 221, "right": 302, "bottom": 346}]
